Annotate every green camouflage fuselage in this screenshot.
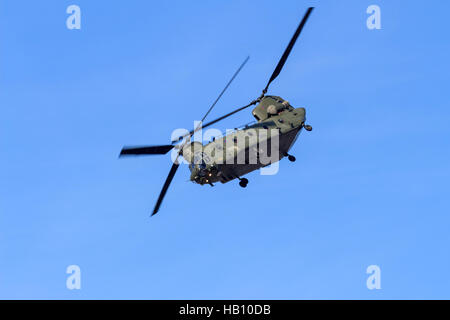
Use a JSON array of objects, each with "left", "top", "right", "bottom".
[{"left": 183, "top": 96, "right": 306, "bottom": 185}]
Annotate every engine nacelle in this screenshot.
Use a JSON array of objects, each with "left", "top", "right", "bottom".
[{"left": 252, "top": 95, "right": 293, "bottom": 121}]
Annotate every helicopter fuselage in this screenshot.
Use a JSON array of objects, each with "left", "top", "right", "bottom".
[
  {"left": 119, "top": 7, "right": 315, "bottom": 215},
  {"left": 183, "top": 96, "right": 307, "bottom": 185}
]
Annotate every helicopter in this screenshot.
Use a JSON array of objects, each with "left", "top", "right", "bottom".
[{"left": 120, "top": 7, "right": 315, "bottom": 215}]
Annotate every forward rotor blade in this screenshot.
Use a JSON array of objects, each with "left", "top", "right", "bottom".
[
  {"left": 263, "top": 7, "right": 314, "bottom": 93},
  {"left": 172, "top": 57, "right": 250, "bottom": 143},
  {"left": 119, "top": 145, "right": 174, "bottom": 157},
  {"left": 153, "top": 57, "right": 249, "bottom": 214},
  {"left": 201, "top": 56, "right": 249, "bottom": 123},
  {"left": 152, "top": 159, "right": 180, "bottom": 216}
]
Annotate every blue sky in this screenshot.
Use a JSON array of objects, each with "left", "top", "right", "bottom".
[{"left": 1, "top": 0, "right": 449, "bottom": 299}]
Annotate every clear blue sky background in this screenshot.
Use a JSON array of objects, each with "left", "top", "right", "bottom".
[{"left": 1, "top": 0, "right": 449, "bottom": 299}]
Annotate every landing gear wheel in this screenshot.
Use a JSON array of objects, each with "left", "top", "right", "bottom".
[
  {"left": 239, "top": 178, "right": 248, "bottom": 188},
  {"left": 288, "top": 155, "right": 296, "bottom": 162},
  {"left": 304, "top": 124, "right": 312, "bottom": 131}
]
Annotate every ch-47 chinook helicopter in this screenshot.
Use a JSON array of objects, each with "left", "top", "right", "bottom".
[{"left": 120, "top": 7, "right": 315, "bottom": 215}]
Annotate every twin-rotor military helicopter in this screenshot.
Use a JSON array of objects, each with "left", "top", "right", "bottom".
[{"left": 120, "top": 7, "right": 315, "bottom": 215}]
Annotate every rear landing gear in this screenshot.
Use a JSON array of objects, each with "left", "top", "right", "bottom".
[
  {"left": 238, "top": 177, "right": 248, "bottom": 188},
  {"left": 283, "top": 152, "right": 296, "bottom": 162},
  {"left": 303, "top": 124, "right": 312, "bottom": 131}
]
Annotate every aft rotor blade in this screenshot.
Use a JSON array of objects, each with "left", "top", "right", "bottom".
[
  {"left": 185, "top": 100, "right": 257, "bottom": 137},
  {"left": 152, "top": 159, "right": 180, "bottom": 216},
  {"left": 119, "top": 145, "right": 174, "bottom": 157},
  {"left": 263, "top": 7, "right": 314, "bottom": 93}
]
